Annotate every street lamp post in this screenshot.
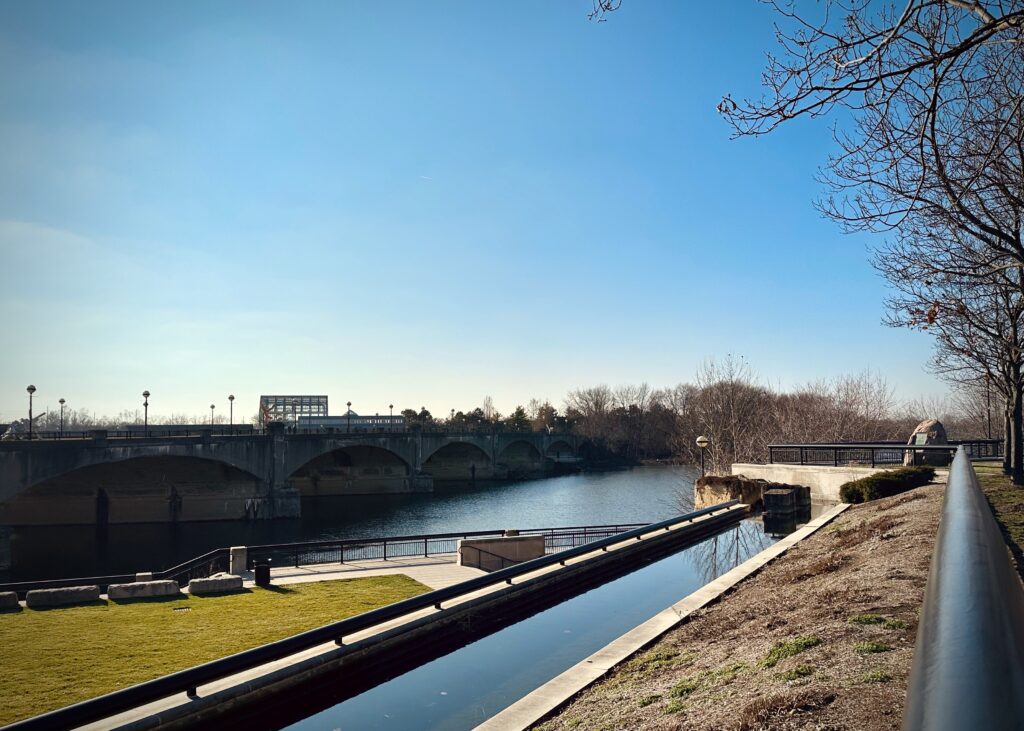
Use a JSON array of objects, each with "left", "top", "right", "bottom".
[
  {"left": 389, "top": 403, "right": 394, "bottom": 431},
  {"left": 347, "top": 401, "right": 352, "bottom": 432},
  {"left": 26, "top": 385, "right": 36, "bottom": 440},
  {"left": 142, "top": 390, "right": 150, "bottom": 437},
  {"left": 59, "top": 398, "right": 66, "bottom": 438},
  {"left": 696, "top": 435, "right": 710, "bottom": 478},
  {"left": 228, "top": 394, "right": 235, "bottom": 432},
  {"left": 210, "top": 404, "right": 215, "bottom": 426}
]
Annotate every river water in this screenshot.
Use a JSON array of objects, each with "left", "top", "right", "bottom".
[{"left": 5, "top": 466, "right": 702, "bottom": 581}]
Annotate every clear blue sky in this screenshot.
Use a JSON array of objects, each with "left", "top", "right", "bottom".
[{"left": 0, "top": 1, "right": 941, "bottom": 423}]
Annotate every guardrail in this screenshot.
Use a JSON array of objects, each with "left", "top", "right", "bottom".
[
  {"left": 902, "top": 448, "right": 1024, "bottom": 730},
  {"left": 767, "top": 440, "right": 1003, "bottom": 467},
  {"left": 0, "top": 548, "right": 231, "bottom": 599},
  {"left": 245, "top": 523, "right": 645, "bottom": 570},
  {"left": 0, "top": 525, "right": 645, "bottom": 598},
  {"left": 768, "top": 443, "right": 959, "bottom": 467},
  {"left": 5, "top": 501, "right": 742, "bottom": 731}
]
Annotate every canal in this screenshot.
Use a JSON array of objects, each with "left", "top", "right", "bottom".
[
  {"left": 5, "top": 466, "right": 701, "bottom": 581},
  {"left": 233, "top": 519, "right": 775, "bottom": 730}
]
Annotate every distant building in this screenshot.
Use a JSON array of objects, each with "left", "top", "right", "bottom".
[
  {"left": 259, "top": 395, "right": 329, "bottom": 426},
  {"left": 297, "top": 410, "right": 405, "bottom": 432}
]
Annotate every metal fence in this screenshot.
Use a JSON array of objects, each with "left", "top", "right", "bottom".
[
  {"left": 768, "top": 443, "right": 965, "bottom": 467},
  {"left": 902, "top": 447, "right": 1024, "bottom": 730},
  {"left": 245, "top": 523, "right": 646, "bottom": 570},
  {"left": 767, "top": 440, "right": 1003, "bottom": 467}
]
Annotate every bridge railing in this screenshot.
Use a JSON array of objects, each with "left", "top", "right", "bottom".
[
  {"left": 902, "top": 447, "right": 1024, "bottom": 730},
  {"left": 3, "top": 503, "right": 742, "bottom": 731}
]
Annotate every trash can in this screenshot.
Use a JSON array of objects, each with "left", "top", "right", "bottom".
[{"left": 255, "top": 560, "right": 271, "bottom": 587}]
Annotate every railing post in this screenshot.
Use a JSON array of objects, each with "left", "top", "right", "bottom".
[
  {"left": 871, "top": 448, "right": 876, "bottom": 468},
  {"left": 799, "top": 446, "right": 805, "bottom": 465},
  {"left": 833, "top": 448, "right": 839, "bottom": 467},
  {"left": 383, "top": 539, "right": 388, "bottom": 560},
  {"left": 424, "top": 537, "right": 428, "bottom": 557}
]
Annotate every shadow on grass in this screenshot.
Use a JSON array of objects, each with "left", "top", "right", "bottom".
[
  {"left": 0, "top": 604, "right": 23, "bottom": 614},
  {"left": 256, "top": 584, "right": 297, "bottom": 594},
  {"left": 110, "top": 594, "right": 188, "bottom": 606},
  {"left": 190, "top": 588, "right": 254, "bottom": 599},
  {"left": 27, "top": 599, "right": 109, "bottom": 611}
]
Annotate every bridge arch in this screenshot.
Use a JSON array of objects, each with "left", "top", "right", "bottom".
[
  {"left": 1, "top": 454, "right": 266, "bottom": 525},
  {"left": 288, "top": 445, "right": 412, "bottom": 496},
  {"left": 422, "top": 441, "right": 494, "bottom": 481},
  {"left": 545, "top": 439, "right": 575, "bottom": 459}
]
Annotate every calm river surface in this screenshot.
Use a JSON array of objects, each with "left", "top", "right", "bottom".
[{"left": 6, "top": 466, "right": 701, "bottom": 581}]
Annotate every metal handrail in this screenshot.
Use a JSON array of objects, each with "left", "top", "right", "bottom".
[
  {"left": 4, "top": 502, "right": 741, "bottom": 731},
  {"left": 458, "top": 543, "right": 519, "bottom": 571},
  {"left": 767, "top": 443, "right": 963, "bottom": 467},
  {"left": 902, "top": 448, "right": 1024, "bottom": 730}
]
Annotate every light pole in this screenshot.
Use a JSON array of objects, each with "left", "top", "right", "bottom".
[
  {"left": 696, "top": 435, "right": 710, "bottom": 478},
  {"left": 26, "top": 385, "right": 36, "bottom": 440},
  {"left": 142, "top": 390, "right": 150, "bottom": 436},
  {"left": 59, "top": 398, "right": 66, "bottom": 437},
  {"left": 210, "top": 403, "right": 215, "bottom": 425},
  {"left": 451, "top": 408, "right": 455, "bottom": 428},
  {"left": 347, "top": 401, "right": 352, "bottom": 432},
  {"left": 228, "top": 394, "right": 235, "bottom": 431},
  {"left": 389, "top": 403, "right": 394, "bottom": 432}
]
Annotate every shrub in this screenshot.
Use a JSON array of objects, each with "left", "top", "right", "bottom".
[{"left": 839, "top": 466, "right": 936, "bottom": 504}]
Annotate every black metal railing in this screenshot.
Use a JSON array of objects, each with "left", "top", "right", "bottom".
[
  {"left": 767, "top": 440, "right": 1003, "bottom": 467},
  {"left": 0, "top": 525, "right": 644, "bottom": 597},
  {"left": 5, "top": 502, "right": 742, "bottom": 731},
  {"left": 0, "top": 548, "right": 231, "bottom": 600},
  {"left": 902, "top": 448, "right": 1024, "bottom": 730},
  {"left": 244, "top": 523, "right": 646, "bottom": 570},
  {"left": 458, "top": 543, "right": 519, "bottom": 571},
  {"left": 768, "top": 443, "right": 960, "bottom": 467}
]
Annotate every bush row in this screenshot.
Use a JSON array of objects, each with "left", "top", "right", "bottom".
[{"left": 839, "top": 466, "right": 936, "bottom": 504}]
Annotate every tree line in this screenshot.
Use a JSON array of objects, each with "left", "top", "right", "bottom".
[{"left": 597, "top": 0, "right": 1024, "bottom": 483}]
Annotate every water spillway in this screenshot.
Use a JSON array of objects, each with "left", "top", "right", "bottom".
[{"left": 224, "top": 520, "right": 775, "bottom": 731}]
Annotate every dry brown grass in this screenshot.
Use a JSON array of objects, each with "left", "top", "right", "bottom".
[
  {"left": 535, "top": 482, "right": 943, "bottom": 731},
  {"left": 737, "top": 689, "right": 837, "bottom": 730}
]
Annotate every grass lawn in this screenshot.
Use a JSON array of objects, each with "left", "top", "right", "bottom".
[
  {"left": 974, "top": 462, "right": 1024, "bottom": 579},
  {"left": 0, "top": 574, "right": 430, "bottom": 726}
]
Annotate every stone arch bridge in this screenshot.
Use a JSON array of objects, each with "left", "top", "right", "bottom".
[{"left": 0, "top": 425, "right": 579, "bottom": 525}]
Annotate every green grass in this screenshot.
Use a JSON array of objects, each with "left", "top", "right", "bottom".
[
  {"left": 760, "top": 635, "right": 821, "bottom": 668},
  {"left": 0, "top": 575, "right": 430, "bottom": 725},
  {"left": 854, "top": 640, "right": 894, "bottom": 654},
  {"left": 778, "top": 664, "right": 815, "bottom": 681},
  {"left": 974, "top": 462, "right": 1024, "bottom": 579},
  {"left": 637, "top": 694, "right": 662, "bottom": 708}
]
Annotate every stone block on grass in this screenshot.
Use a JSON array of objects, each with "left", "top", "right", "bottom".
[
  {"left": 107, "top": 580, "right": 180, "bottom": 600},
  {"left": 188, "top": 572, "right": 243, "bottom": 595},
  {"left": 0, "top": 591, "right": 20, "bottom": 610},
  {"left": 25, "top": 585, "right": 101, "bottom": 608}
]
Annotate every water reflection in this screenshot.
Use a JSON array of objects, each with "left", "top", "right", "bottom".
[{"left": 4, "top": 466, "right": 700, "bottom": 581}]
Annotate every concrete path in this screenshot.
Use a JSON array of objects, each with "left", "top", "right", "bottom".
[{"left": 241, "top": 553, "right": 485, "bottom": 591}]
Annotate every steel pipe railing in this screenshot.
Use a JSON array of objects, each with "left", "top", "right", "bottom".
[{"left": 902, "top": 447, "right": 1024, "bottom": 730}]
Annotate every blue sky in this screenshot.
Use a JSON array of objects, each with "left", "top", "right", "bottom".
[{"left": 0, "top": 1, "right": 941, "bottom": 422}]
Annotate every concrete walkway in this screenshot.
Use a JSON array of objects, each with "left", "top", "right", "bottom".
[{"left": 241, "top": 554, "right": 485, "bottom": 591}]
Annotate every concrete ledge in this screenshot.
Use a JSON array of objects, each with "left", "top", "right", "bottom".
[
  {"left": 0, "top": 590, "right": 19, "bottom": 610},
  {"left": 25, "top": 585, "right": 101, "bottom": 608},
  {"left": 475, "top": 502, "right": 851, "bottom": 731},
  {"left": 108, "top": 580, "right": 180, "bottom": 601},
  {"left": 732, "top": 463, "right": 890, "bottom": 501},
  {"left": 458, "top": 536, "right": 545, "bottom": 571},
  {"left": 187, "top": 574, "right": 243, "bottom": 595}
]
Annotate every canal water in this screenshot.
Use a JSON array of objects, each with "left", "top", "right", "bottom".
[
  {"left": 5, "top": 466, "right": 701, "bottom": 581},
  {"left": 276, "top": 520, "right": 775, "bottom": 730}
]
